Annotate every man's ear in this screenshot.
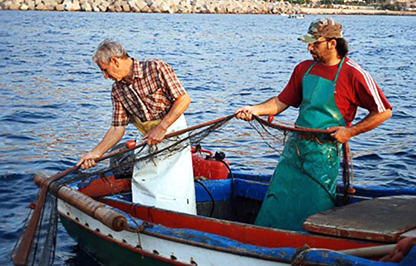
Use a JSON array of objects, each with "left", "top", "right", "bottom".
[
  {"left": 111, "top": 57, "right": 119, "bottom": 67},
  {"left": 327, "top": 39, "right": 337, "bottom": 50}
]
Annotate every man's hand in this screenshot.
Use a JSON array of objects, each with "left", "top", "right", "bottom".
[
  {"left": 143, "top": 124, "right": 167, "bottom": 145},
  {"left": 77, "top": 151, "right": 102, "bottom": 170},
  {"left": 235, "top": 106, "right": 258, "bottom": 121},
  {"left": 327, "top": 126, "right": 353, "bottom": 143},
  {"left": 328, "top": 110, "right": 392, "bottom": 143},
  {"left": 235, "top": 97, "right": 288, "bottom": 122}
]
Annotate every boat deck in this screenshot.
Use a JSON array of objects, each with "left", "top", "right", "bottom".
[{"left": 304, "top": 195, "right": 416, "bottom": 243}]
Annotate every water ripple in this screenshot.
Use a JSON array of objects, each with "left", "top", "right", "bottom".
[{"left": 0, "top": 11, "right": 415, "bottom": 266}]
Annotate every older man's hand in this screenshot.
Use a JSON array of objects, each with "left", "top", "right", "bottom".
[
  {"left": 77, "top": 151, "right": 101, "bottom": 170},
  {"left": 143, "top": 124, "right": 167, "bottom": 145}
]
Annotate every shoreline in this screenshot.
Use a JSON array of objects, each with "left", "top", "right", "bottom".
[
  {"left": 0, "top": 0, "right": 300, "bottom": 14},
  {"left": 1, "top": 0, "right": 415, "bottom": 16},
  {"left": 301, "top": 7, "right": 416, "bottom": 16}
]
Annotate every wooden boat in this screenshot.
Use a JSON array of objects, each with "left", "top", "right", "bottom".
[{"left": 33, "top": 146, "right": 416, "bottom": 266}]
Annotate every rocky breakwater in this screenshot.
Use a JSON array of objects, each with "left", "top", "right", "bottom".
[{"left": 0, "top": 0, "right": 299, "bottom": 14}]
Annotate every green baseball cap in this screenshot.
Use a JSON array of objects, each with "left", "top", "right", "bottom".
[{"left": 299, "top": 18, "right": 343, "bottom": 43}]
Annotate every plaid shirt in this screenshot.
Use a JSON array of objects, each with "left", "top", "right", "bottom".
[{"left": 111, "top": 58, "right": 186, "bottom": 126}]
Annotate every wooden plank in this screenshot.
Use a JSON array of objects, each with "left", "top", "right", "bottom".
[{"left": 303, "top": 196, "right": 416, "bottom": 242}]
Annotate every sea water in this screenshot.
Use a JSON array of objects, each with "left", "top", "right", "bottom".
[{"left": 0, "top": 11, "right": 415, "bottom": 265}]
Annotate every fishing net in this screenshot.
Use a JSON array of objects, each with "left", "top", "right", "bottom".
[
  {"left": 11, "top": 114, "right": 353, "bottom": 265},
  {"left": 11, "top": 188, "right": 58, "bottom": 266},
  {"left": 67, "top": 115, "right": 234, "bottom": 185},
  {"left": 11, "top": 115, "right": 234, "bottom": 266}
]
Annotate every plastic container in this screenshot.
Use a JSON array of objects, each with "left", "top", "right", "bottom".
[{"left": 191, "top": 147, "right": 229, "bottom": 180}]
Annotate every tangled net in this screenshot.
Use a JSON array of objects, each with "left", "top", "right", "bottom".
[{"left": 11, "top": 114, "right": 353, "bottom": 266}]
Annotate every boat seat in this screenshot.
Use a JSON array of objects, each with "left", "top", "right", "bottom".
[{"left": 303, "top": 195, "right": 416, "bottom": 243}]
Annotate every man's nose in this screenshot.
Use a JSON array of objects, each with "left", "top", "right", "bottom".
[
  {"left": 103, "top": 73, "right": 109, "bottom": 79},
  {"left": 307, "top": 44, "right": 314, "bottom": 51}
]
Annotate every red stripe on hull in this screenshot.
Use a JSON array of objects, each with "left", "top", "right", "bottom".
[{"left": 103, "top": 199, "right": 378, "bottom": 251}]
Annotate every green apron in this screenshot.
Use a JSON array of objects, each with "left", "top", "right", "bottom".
[{"left": 255, "top": 58, "right": 346, "bottom": 231}]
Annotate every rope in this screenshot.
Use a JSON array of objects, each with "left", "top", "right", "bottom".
[
  {"left": 342, "top": 142, "right": 355, "bottom": 205},
  {"left": 253, "top": 115, "right": 331, "bottom": 134},
  {"left": 291, "top": 245, "right": 311, "bottom": 265}
]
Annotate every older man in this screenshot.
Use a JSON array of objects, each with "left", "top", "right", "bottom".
[
  {"left": 78, "top": 39, "right": 196, "bottom": 215},
  {"left": 235, "top": 18, "right": 392, "bottom": 231}
]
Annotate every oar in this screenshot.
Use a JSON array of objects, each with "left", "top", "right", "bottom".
[{"left": 13, "top": 114, "right": 235, "bottom": 265}]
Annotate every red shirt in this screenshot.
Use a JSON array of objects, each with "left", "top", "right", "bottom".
[
  {"left": 278, "top": 58, "right": 392, "bottom": 126},
  {"left": 111, "top": 59, "right": 186, "bottom": 126}
]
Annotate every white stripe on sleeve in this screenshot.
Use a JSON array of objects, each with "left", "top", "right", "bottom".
[{"left": 346, "top": 60, "right": 386, "bottom": 113}]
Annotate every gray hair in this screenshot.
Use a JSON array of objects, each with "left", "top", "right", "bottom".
[{"left": 92, "top": 39, "right": 129, "bottom": 64}]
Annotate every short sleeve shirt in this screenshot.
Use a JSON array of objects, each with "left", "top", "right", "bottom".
[{"left": 278, "top": 57, "right": 392, "bottom": 126}]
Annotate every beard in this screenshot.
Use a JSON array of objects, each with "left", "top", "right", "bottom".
[{"left": 311, "top": 52, "right": 322, "bottom": 62}]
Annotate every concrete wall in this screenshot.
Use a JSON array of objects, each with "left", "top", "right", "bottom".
[{"left": 0, "top": 0, "right": 300, "bottom": 14}]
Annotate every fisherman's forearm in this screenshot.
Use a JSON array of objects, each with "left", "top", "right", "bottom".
[
  {"left": 92, "top": 126, "right": 126, "bottom": 156},
  {"left": 159, "top": 93, "right": 191, "bottom": 131},
  {"left": 254, "top": 96, "right": 289, "bottom": 116},
  {"left": 348, "top": 109, "right": 392, "bottom": 138}
]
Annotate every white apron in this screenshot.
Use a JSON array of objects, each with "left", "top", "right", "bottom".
[{"left": 131, "top": 115, "right": 197, "bottom": 215}]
